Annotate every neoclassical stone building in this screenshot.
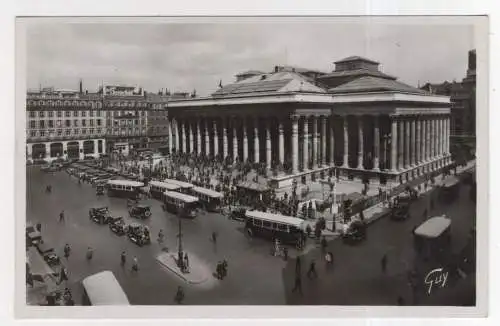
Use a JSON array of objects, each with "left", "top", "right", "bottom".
[{"left": 164, "top": 56, "right": 451, "bottom": 186}]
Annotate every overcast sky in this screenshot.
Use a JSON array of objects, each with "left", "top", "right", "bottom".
[{"left": 25, "top": 20, "right": 476, "bottom": 96}]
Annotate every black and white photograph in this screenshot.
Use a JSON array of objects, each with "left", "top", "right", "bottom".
[{"left": 15, "top": 15, "right": 488, "bottom": 317}]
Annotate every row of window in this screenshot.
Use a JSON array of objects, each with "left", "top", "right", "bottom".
[
  {"left": 27, "top": 100, "right": 149, "bottom": 108},
  {"left": 28, "top": 110, "right": 147, "bottom": 118},
  {"left": 29, "top": 119, "right": 103, "bottom": 129},
  {"left": 29, "top": 128, "right": 104, "bottom": 137}
]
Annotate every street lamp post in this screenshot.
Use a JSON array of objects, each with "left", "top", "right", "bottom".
[{"left": 177, "top": 210, "right": 185, "bottom": 272}]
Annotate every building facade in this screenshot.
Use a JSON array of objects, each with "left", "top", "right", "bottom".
[{"left": 162, "top": 56, "right": 452, "bottom": 185}]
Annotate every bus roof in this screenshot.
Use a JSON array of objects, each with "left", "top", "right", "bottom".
[
  {"left": 164, "top": 191, "right": 199, "bottom": 203},
  {"left": 414, "top": 215, "right": 451, "bottom": 238},
  {"left": 192, "top": 186, "right": 223, "bottom": 198},
  {"left": 245, "top": 210, "right": 305, "bottom": 229},
  {"left": 163, "top": 178, "right": 194, "bottom": 189},
  {"left": 107, "top": 180, "right": 144, "bottom": 187},
  {"left": 149, "top": 180, "right": 181, "bottom": 190},
  {"left": 82, "top": 271, "right": 130, "bottom": 305},
  {"left": 442, "top": 176, "right": 461, "bottom": 188}
]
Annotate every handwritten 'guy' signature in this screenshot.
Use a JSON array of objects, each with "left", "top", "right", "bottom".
[{"left": 424, "top": 267, "right": 448, "bottom": 295}]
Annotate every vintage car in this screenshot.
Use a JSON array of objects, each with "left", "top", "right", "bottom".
[
  {"left": 35, "top": 242, "right": 61, "bottom": 266},
  {"left": 230, "top": 208, "right": 247, "bottom": 221},
  {"left": 109, "top": 216, "right": 128, "bottom": 235},
  {"left": 26, "top": 223, "right": 42, "bottom": 245},
  {"left": 129, "top": 204, "right": 152, "bottom": 219},
  {"left": 127, "top": 223, "right": 151, "bottom": 246},
  {"left": 342, "top": 220, "right": 367, "bottom": 245},
  {"left": 390, "top": 195, "right": 412, "bottom": 221},
  {"left": 96, "top": 184, "right": 105, "bottom": 196},
  {"left": 89, "top": 207, "right": 111, "bottom": 224}
]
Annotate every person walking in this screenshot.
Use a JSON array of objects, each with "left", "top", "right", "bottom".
[
  {"left": 58, "top": 266, "right": 68, "bottom": 285},
  {"left": 59, "top": 210, "right": 65, "bottom": 223},
  {"left": 120, "top": 251, "right": 127, "bottom": 266},
  {"left": 63, "top": 244, "right": 71, "bottom": 260},
  {"left": 86, "top": 247, "right": 93, "bottom": 261},
  {"left": 307, "top": 260, "right": 318, "bottom": 279},
  {"left": 174, "top": 286, "right": 185, "bottom": 304},
  {"left": 211, "top": 231, "right": 218, "bottom": 245},
  {"left": 381, "top": 254, "right": 387, "bottom": 274},
  {"left": 132, "top": 256, "right": 139, "bottom": 272}
]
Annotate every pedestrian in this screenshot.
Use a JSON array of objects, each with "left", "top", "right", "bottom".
[
  {"left": 86, "top": 247, "right": 93, "bottom": 261},
  {"left": 184, "top": 253, "right": 189, "bottom": 269},
  {"left": 58, "top": 266, "right": 68, "bottom": 285},
  {"left": 132, "top": 256, "right": 139, "bottom": 272},
  {"left": 63, "top": 244, "right": 71, "bottom": 259},
  {"left": 307, "top": 260, "right": 318, "bottom": 279},
  {"left": 211, "top": 231, "right": 218, "bottom": 244},
  {"left": 283, "top": 247, "right": 288, "bottom": 261},
  {"left": 59, "top": 210, "right": 65, "bottom": 223},
  {"left": 174, "top": 286, "right": 185, "bottom": 304},
  {"left": 120, "top": 251, "right": 126, "bottom": 266},
  {"left": 381, "top": 254, "right": 387, "bottom": 273},
  {"left": 291, "top": 273, "right": 303, "bottom": 294}
]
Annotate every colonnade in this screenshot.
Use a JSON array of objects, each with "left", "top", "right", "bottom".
[{"left": 167, "top": 113, "right": 451, "bottom": 175}]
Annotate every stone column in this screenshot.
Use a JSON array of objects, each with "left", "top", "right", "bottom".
[
  {"left": 357, "top": 116, "right": 364, "bottom": 169},
  {"left": 189, "top": 122, "right": 194, "bottom": 153},
  {"left": 329, "top": 116, "right": 335, "bottom": 165},
  {"left": 343, "top": 116, "right": 349, "bottom": 168},
  {"left": 266, "top": 121, "right": 272, "bottom": 169},
  {"left": 233, "top": 119, "right": 238, "bottom": 161},
  {"left": 410, "top": 118, "right": 416, "bottom": 166},
  {"left": 445, "top": 117, "right": 450, "bottom": 154},
  {"left": 222, "top": 118, "right": 228, "bottom": 159},
  {"left": 174, "top": 119, "right": 180, "bottom": 152},
  {"left": 197, "top": 119, "right": 202, "bottom": 155},
  {"left": 321, "top": 116, "right": 327, "bottom": 166},
  {"left": 398, "top": 118, "right": 404, "bottom": 170},
  {"left": 181, "top": 121, "right": 187, "bottom": 153},
  {"left": 390, "top": 117, "right": 398, "bottom": 171},
  {"left": 440, "top": 117, "right": 445, "bottom": 156},
  {"left": 312, "top": 116, "right": 318, "bottom": 168},
  {"left": 416, "top": 117, "right": 422, "bottom": 164},
  {"left": 373, "top": 115, "right": 380, "bottom": 170},
  {"left": 168, "top": 119, "right": 173, "bottom": 153},
  {"left": 303, "top": 118, "right": 309, "bottom": 170},
  {"left": 292, "top": 116, "right": 299, "bottom": 173},
  {"left": 204, "top": 119, "right": 210, "bottom": 156},
  {"left": 425, "top": 118, "right": 430, "bottom": 161},
  {"left": 243, "top": 119, "right": 248, "bottom": 162},
  {"left": 404, "top": 119, "right": 410, "bottom": 168},
  {"left": 429, "top": 117, "right": 435, "bottom": 160},
  {"left": 278, "top": 121, "right": 284, "bottom": 165},
  {"left": 213, "top": 120, "right": 219, "bottom": 157},
  {"left": 254, "top": 118, "right": 259, "bottom": 163}
]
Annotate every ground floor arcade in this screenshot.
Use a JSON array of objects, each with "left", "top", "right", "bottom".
[{"left": 27, "top": 138, "right": 106, "bottom": 162}]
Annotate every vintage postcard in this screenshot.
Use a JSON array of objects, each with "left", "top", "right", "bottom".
[{"left": 14, "top": 16, "right": 488, "bottom": 318}]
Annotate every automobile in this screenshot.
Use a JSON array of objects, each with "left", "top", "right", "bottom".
[
  {"left": 89, "top": 207, "right": 111, "bottom": 224},
  {"left": 129, "top": 205, "right": 152, "bottom": 219},
  {"left": 342, "top": 220, "right": 367, "bottom": 245},
  {"left": 230, "top": 208, "right": 247, "bottom": 221},
  {"left": 26, "top": 223, "right": 42, "bottom": 245},
  {"left": 96, "top": 184, "right": 105, "bottom": 196},
  {"left": 127, "top": 223, "right": 151, "bottom": 246},
  {"left": 35, "top": 243, "right": 61, "bottom": 266},
  {"left": 108, "top": 216, "right": 128, "bottom": 235}
]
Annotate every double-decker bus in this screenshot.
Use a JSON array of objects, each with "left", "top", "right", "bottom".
[
  {"left": 163, "top": 178, "right": 194, "bottom": 193},
  {"left": 148, "top": 180, "right": 181, "bottom": 200},
  {"left": 244, "top": 210, "right": 305, "bottom": 245},
  {"left": 191, "top": 186, "right": 223, "bottom": 212},
  {"left": 82, "top": 271, "right": 129, "bottom": 305},
  {"left": 106, "top": 180, "right": 144, "bottom": 199},
  {"left": 163, "top": 191, "right": 199, "bottom": 218}
]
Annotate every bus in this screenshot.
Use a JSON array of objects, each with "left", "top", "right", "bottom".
[
  {"left": 191, "top": 186, "right": 223, "bottom": 212},
  {"left": 149, "top": 180, "right": 181, "bottom": 200},
  {"left": 244, "top": 210, "right": 306, "bottom": 245},
  {"left": 439, "top": 175, "right": 461, "bottom": 203},
  {"left": 163, "top": 178, "right": 194, "bottom": 193},
  {"left": 163, "top": 191, "right": 199, "bottom": 218},
  {"left": 413, "top": 215, "right": 452, "bottom": 262},
  {"left": 81, "top": 271, "right": 129, "bottom": 305},
  {"left": 106, "top": 180, "right": 144, "bottom": 199}
]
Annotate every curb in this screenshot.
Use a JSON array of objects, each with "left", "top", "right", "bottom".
[{"left": 156, "top": 256, "right": 209, "bottom": 285}]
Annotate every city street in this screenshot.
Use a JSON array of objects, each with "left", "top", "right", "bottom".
[
  {"left": 27, "top": 167, "right": 288, "bottom": 305},
  {"left": 282, "top": 179, "right": 476, "bottom": 305}
]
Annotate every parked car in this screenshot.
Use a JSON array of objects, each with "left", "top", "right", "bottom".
[
  {"left": 26, "top": 223, "right": 42, "bottom": 245},
  {"left": 127, "top": 223, "right": 151, "bottom": 246},
  {"left": 89, "top": 207, "right": 111, "bottom": 224},
  {"left": 342, "top": 220, "right": 367, "bottom": 245},
  {"left": 230, "top": 208, "right": 246, "bottom": 221},
  {"left": 35, "top": 242, "right": 61, "bottom": 266},
  {"left": 109, "top": 216, "right": 128, "bottom": 235},
  {"left": 129, "top": 205, "right": 152, "bottom": 219}
]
